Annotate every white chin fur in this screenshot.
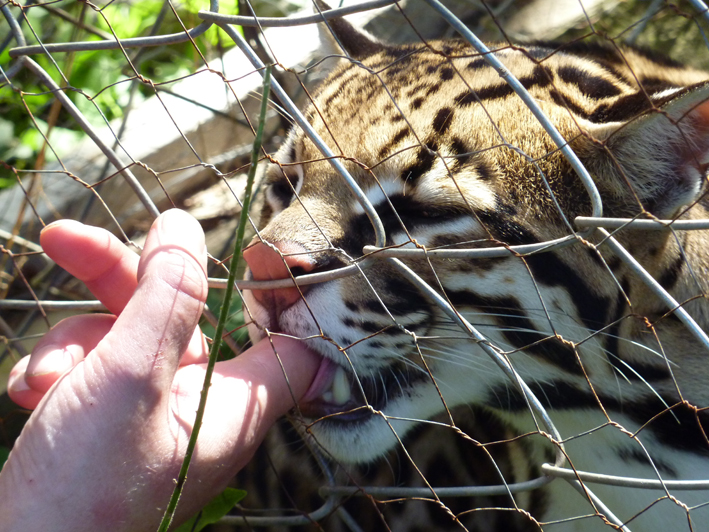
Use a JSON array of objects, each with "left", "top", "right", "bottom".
[
  {"left": 308, "top": 374, "right": 475, "bottom": 464},
  {"left": 309, "top": 415, "right": 419, "bottom": 464}
]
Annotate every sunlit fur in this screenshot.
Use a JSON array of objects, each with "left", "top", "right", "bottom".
[{"left": 243, "top": 34, "right": 709, "bottom": 531}]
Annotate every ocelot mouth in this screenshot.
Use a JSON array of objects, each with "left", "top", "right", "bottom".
[{"left": 297, "top": 355, "right": 420, "bottom": 423}]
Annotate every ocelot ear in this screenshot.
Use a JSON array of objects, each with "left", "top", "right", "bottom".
[
  {"left": 585, "top": 82, "right": 709, "bottom": 217},
  {"left": 313, "top": 0, "right": 388, "bottom": 59}
]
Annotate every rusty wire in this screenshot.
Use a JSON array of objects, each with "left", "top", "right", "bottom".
[{"left": 3, "top": 1, "right": 709, "bottom": 530}]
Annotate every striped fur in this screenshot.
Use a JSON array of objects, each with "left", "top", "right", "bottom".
[{"left": 242, "top": 30, "right": 709, "bottom": 531}]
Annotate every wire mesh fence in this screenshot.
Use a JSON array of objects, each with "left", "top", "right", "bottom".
[{"left": 3, "top": 0, "right": 709, "bottom": 530}]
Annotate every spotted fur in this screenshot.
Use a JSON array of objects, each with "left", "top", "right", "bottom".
[{"left": 239, "top": 18, "right": 709, "bottom": 532}]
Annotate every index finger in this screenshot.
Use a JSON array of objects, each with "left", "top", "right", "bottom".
[
  {"left": 40, "top": 220, "right": 139, "bottom": 315},
  {"left": 40, "top": 217, "right": 210, "bottom": 366}
]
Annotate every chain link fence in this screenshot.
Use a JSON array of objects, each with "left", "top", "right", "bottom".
[{"left": 3, "top": 0, "right": 709, "bottom": 530}]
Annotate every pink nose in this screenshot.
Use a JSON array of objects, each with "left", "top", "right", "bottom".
[{"left": 242, "top": 240, "right": 315, "bottom": 311}]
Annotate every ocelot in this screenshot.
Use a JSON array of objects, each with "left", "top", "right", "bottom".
[{"left": 235, "top": 10, "right": 709, "bottom": 532}]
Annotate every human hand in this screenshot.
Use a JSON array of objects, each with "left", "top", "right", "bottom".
[{"left": 0, "top": 209, "right": 320, "bottom": 531}]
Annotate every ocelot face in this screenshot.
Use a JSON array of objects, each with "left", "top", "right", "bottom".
[
  {"left": 240, "top": 147, "right": 518, "bottom": 462},
  {"left": 242, "top": 37, "right": 709, "bottom": 465}
]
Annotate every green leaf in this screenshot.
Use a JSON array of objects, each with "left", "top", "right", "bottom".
[
  {"left": 201, "top": 290, "right": 248, "bottom": 360},
  {"left": 0, "top": 446, "right": 11, "bottom": 470},
  {"left": 174, "top": 488, "right": 247, "bottom": 532}
]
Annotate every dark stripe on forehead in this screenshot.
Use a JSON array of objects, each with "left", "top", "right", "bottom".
[
  {"left": 362, "top": 83, "right": 381, "bottom": 105},
  {"left": 377, "top": 277, "right": 431, "bottom": 316},
  {"left": 630, "top": 46, "right": 689, "bottom": 69},
  {"left": 385, "top": 44, "right": 421, "bottom": 62},
  {"left": 618, "top": 448, "right": 677, "bottom": 476},
  {"left": 453, "top": 65, "right": 551, "bottom": 107},
  {"left": 432, "top": 107, "right": 455, "bottom": 136},
  {"left": 406, "top": 83, "right": 431, "bottom": 98},
  {"left": 322, "top": 81, "right": 353, "bottom": 110},
  {"left": 604, "top": 280, "right": 627, "bottom": 376},
  {"left": 550, "top": 88, "right": 592, "bottom": 119},
  {"left": 385, "top": 194, "right": 471, "bottom": 222},
  {"left": 401, "top": 141, "right": 437, "bottom": 185},
  {"left": 473, "top": 159, "right": 496, "bottom": 181},
  {"left": 557, "top": 65, "right": 622, "bottom": 98},
  {"left": 486, "top": 380, "right": 592, "bottom": 412},
  {"left": 343, "top": 195, "right": 473, "bottom": 255},
  {"left": 590, "top": 91, "right": 654, "bottom": 123},
  {"left": 320, "top": 65, "right": 357, "bottom": 96},
  {"left": 449, "top": 137, "right": 473, "bottom": 168},
  {"left": 454, "top": 91, "right": 479, "bottom": 107},
  {"left": 425, "top": 83, "right": 442, "bottom": 97},
  {"left": 345, "top": 319, "right": 406, "bottom": 336},
  {"left": 362, "top": 296, "right": 422, "bottom": 317},
  {"left": 440, "top": 66, "right": 455, "bottom": 81},
  {"left": 466, "top": 57, "right": 488, "bottom": 71},
  {"left": 640, "top": 76, "right": 683, "bottom": 94},
  {"left": 498, "top": 303, "right": 584, "bottom": 376},
  {"left": 632, "top": 397, "right": 709, "bottom": 456},
  {"left": 382, "top": 63, "right": 407, "bottom": 82},
  {"left": 547, "top": 40, "right": 627, "bottom": 68},
  {"left": 378, "top": 126, "right": 410, "bottom": 159}
]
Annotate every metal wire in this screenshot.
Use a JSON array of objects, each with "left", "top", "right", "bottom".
[
  {"left": 575, "top": 217, "right": 709, "bottom": 231},
  {"left": 199, "top": 0, "right": 397, "bottom": 27},
  {"left": 7, "top": 0, "right": 221, "bottom": 57},
  {"left": 542, "top": 464, "right": 709, "bottom": 491},
  {"left": 3, "top": 1, "right": 709, "bottom": 530},
  {"left": 320, "top": 475, "right": 555, "bottom": 498},
  {"left": 21, "top": 58, "right": 160, "bottom": 220},
  {"left": 421, "top": 0, "right": 604, "bottom": 222},
  {"left": 216, "top": 20, "right": 388, "bottom": 249},
  {"left": 689, "top": 0, "right": 709, "bottom": 26},
  {"left": 0, "top": 300, "right": 106, "bottom": 311},
  {"left": 596, "top": 227, "right": 709, "bottom": 352},
  {"left": 1, "top": 4, "right": 27, "bottom": 80}
]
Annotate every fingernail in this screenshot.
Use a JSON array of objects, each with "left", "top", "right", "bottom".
[
  {"left": 158, "top": 209, "right": 206, "bottom": 255},
  {"left": 28, "top": 344, "right": 75, "bottom": 377},
  {"left": 160, "top": 209, "right": 204, "bottom": 241},
  {"left": 41, "top": 219, "right": 80, "bottom": 234},
  {"left": 8, "top": 368, "right": 30, "bottom": 393}
]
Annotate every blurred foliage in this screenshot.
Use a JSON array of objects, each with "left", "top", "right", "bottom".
[
  {"left": 0, "top": 0, "right": 300, "bottom": 180},
  {"left": 561, "top": 0, "right": 709, "bottom": 72},
  {"left": 0, "top": 445, "right": 9, "bottom": 468},
  {"left": 174, "top": 487, "right": 247, "bottom": 532}
]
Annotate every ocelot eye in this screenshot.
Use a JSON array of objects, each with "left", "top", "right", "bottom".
[
  {"left": 269, "top": 179, "right": 296, "bottom": 205},
  {"left": 266, "top": 168, "right": 301, "bottom": 208}
]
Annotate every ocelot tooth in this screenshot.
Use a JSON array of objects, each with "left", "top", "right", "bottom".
[{"left": 331, "top": 365, "right": 352, "bottom": 405}]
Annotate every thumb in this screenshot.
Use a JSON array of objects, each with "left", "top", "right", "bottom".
[
  {"left": 89, "top": 209, "right": 208, "bottom": 392},
  {"left": 169, "top": 336, "right": 321, "bottom": 474}
]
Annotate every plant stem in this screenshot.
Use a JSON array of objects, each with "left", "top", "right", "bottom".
[{"left": 156, "top": 65, "right": 272, "bottom": 532}]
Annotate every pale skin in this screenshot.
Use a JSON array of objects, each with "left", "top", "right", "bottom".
[{"left": 0, "top": 209, "right": 320, "bottom": 531}]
